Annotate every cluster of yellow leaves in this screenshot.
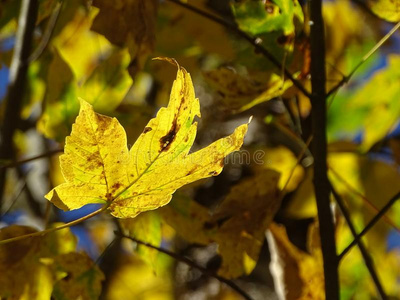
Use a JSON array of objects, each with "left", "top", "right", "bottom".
[
  {"left": 45, "top": 60, "right": 250, "bottom": 219},
  {"left": 37, "top": 4, "right": 133, "bottom": 141},
  {"left": 0, "top": 225, "right": 104, "bottom": 300}
]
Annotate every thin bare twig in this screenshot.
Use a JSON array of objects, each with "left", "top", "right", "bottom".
[
  {"left": 16, "top": 167, "right": 42, "bottom": 217},
  {"left": 339, "top": 190, "right": 400, "bottom": 260},
  {"left": 1, "top": 181, "right": 26, "bottom": 217},
  {"left": 118, "top": 233, "right": 253, "bottom": 300},
  {"left": 28, "top": 0, "right": 63, "bottom": 62},
  {"left": 281, "top": 135, "right": 313, "bottom": 195},
  {"left": 331, "top": 184, "right": 387, "bottom": 299},
  {"left": 329, "top": 166, "right": 400, "bottom": 233},
  {"left": 327, "top": 21, "right": 400, "bottom": 97},
  {"left": 165, "top": 0, "right": 311, "bottom": 99},
  {"left": 0, "top": 148, "right": 63, "bottom": 170}
]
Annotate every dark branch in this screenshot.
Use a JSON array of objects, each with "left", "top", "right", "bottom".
[
  {"left": 118, "top": 233, "right": 253, "bottom": 300},
  {"left": 0, "top": 0, "right": 39, "bottom": 216},
  {"left": 165, "top": 0, "right": 311, "bottom": 99},
  {"left": 29, "top": 0, "right": 63, "bottom": 62},
  {"left": 339, "top": 190, "right": 400, "bottom": 260},
  {"left": 309, "top": 0, "right": 339, "bottom": 297},
  {"left": 0, "top": 148, "right": 63, "bottom": 170},
  {"left": 331, "top": 184, "right": 387, "bottom": 299}
]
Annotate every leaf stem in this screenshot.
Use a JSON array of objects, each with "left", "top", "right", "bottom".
[
  {"left": 0, "top": 204, "right": 109, "bottom": 245},
  {"left": 118, "top": 233, "right": 254, "bottom": 300},
  {"left": 164, "top": 0, "right": 311, "bottom": 99}
]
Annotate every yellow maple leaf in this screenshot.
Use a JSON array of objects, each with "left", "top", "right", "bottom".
[{"left": 45, "top": 59, "right": 250, "bottom": 218}]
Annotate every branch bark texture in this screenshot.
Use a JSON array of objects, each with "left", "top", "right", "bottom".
[
  {"left": 309, "top": 0, "right": 339, "bottom": 298},
  {"left": 0, "top": 0, "right": 39, "bottom": 215}
]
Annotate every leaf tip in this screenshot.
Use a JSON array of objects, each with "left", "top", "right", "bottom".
[{"left": 152, "top": 56, "right": 179, "bottom": 68}]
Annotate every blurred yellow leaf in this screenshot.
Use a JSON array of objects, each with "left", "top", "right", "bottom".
[
  {"left": 38, "top": 46, "right": 132, "bottom": 141},
  {"left": 51, "top": 252, "right": 104, "bottom": 300},
  {"left": 210, "top": 169, "right": 281, "bottom": 278},
  {"left": 53, "top": 7, "right": 111, "bottom": 81},
  {"left": 120, "top": 211, "right": 162, "bottom": 270},
  {"left": 106, "top": 255, "right": 173, "bottom": 300},
  {"left": 91, "top": 0, "right": 158, "bottom": 76},
  {"left": 204, "top": 68, "right": 292, "bottom": 113},
  {"left": 0, "top": 225, "right": 102, "bottom": 300},
  {"left": 268, "top": 222, "right": 324, "bottom": 300},
  {"left": 285, "top": 168, "right": 317, "bottom": 219},
  {"left": 160, "top": 193, "right": 211, "bottom": 245},
  {"left": 252, "top": 146, "right": 305, "bottom": 192},
  {"left": 368, "top": 0, "right": 400, "bottom": 22},
  {"left": 163, "top": 169, "right": 281, "bottom": 278},
  {"left": 45, "top": 61, "right": 249, "bottom": 218}
]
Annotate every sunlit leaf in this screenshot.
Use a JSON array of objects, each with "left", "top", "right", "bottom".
[
  {"left": 45, "top": 60, "right": 250, "bottom": 218},
  {"left": 328, "top": 55, "right": 400, "bottom": 151},
  {"left": 231, "top": 0, "right": 303, "bottom": 36},
  {"left": 368, "top": 0, "right": 400, "bottom": 22}
]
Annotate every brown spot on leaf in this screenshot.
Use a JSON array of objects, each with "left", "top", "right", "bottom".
[
  {"left": 277, "top": 34, "right": 293, "bottom": 46},
  {"left": 111, "top": 182, "right": 122, "bottom": 192},
  {"left": 143, "top": 127, "right": 152, "bottom": 133},
  {"left": 160, "top": 119, "right": 179, "bottom": 152}
]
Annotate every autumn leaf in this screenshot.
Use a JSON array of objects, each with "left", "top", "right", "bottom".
[
  {"left": 45, "top": 59, "right": 250, "bottom": 218},
  {"left": 119, "top": 211, "right": 162, "bottom": 271},
  {"left": 51, "top": 252, "right": 104, "bottom": 300},
  {"left": 204, "top": 67, "right": 292, "bottom": 113},
  {"left": 267, "top": 222, "right": 324, "bottom": 300},
  {"left": 0, "top": 225, "right": 103, "bottom": 300},
  {"left": 162, "top": 169, "right": 281, "bottom": 278},
  {"left": 367, "top": 0, "right": 400, "bottom": 22},
  {"left": 91, "top": 0, "right": 158, "bottom": 76},
  {"left": 231, "top": 0, "right": 304, "bottom": 37}
]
